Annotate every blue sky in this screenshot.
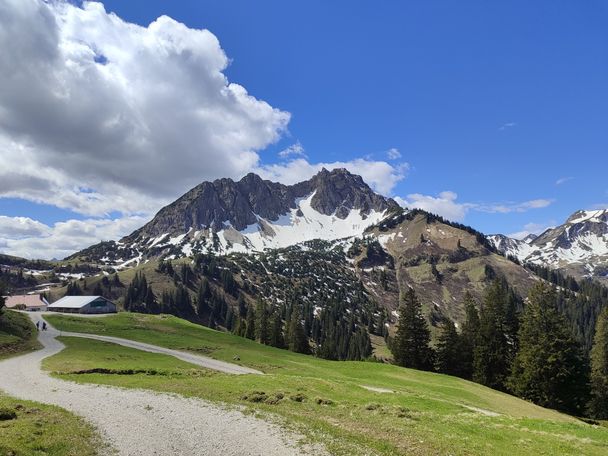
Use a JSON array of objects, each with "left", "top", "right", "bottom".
[{"left": 0, "top": 0, "right": 607, "bottom": 258}]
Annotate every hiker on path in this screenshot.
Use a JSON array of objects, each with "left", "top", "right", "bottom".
[
  {"left": 42, "top": 321, "right": 47, "bottom": 331},
  {"left": 36, "top": 321, "right": 40, "bottom": 331}
]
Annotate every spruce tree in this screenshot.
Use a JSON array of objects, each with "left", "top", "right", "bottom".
[
  {"left": 473, "top": 280, "right": 511, "bottom": 391},
  {"left": 256, "top": 299, "right": 270, "bottom": 345},
  {"left": 436, "top": 319, "right": 462, "bottom": 376},
  {"left": 144, "top": 285, "right": 157, "bottom": 313},
  {"left": 237, "top": 294, "right": 247, "bottom": 318},
  {"left": 287, "top": 304, "right": 310, "bottom": 354},
  {"left": 196, "top": 279, "right": 210, "bottom": 317},
  {"left": 588, "top": 307, "right": 608, "bottom": 419},
  {"left": 509, "top": 282, "right": 589, "bottom": 415},
  {"left": 270, "top": 312, "right": 286, "bottom": 349},
  {"left": 460, "top": 293, "right": 480, "bottom": 379},
  {"left": 245, "top": 304, "right": 256, "bottom": 340},
  {"left": 391, "top": 287, "right": 434, "bottom": 371},
  {"left": 225, "top": 306, "right": 235, "bottom": 332}
]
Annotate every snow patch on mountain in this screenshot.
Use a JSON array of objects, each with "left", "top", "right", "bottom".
[{"left": 98, "top": 192, "right": 389, "bottom": 267}]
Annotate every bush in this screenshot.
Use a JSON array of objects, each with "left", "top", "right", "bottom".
[{"left": 0, "top": 407, "right": 17, "bottom": 421}]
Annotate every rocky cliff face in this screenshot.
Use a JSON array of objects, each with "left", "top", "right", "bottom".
[
  {"left": 72, "top": 168, "right": 399, "bottom": 266},
  {"left": 126, "top": 168, "right": 398, "bottom": 241}
]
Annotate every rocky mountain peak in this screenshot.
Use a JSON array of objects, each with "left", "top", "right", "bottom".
[
  {"left": 121, "top": 168, "right": 399, "bottom": 252},
  {"left": 304, "top": 168, "right": 397, "bottom": 219}
]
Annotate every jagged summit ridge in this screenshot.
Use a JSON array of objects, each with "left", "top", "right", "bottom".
[
  {"left": 75, "top": 169, "right": 400, "bottom": 266},
  {"left": 127, "top": 168, "right": 396, "bottom": 240}
]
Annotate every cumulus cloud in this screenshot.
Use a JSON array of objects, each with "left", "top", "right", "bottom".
[
  {"left": 395, "top": 191, "right": 470, "bottom": 222},
  {"left": 396, "top": 193, "right": 554, "bottom": 223},
  {"left": 0, "top": 216, "right": 51, "bottom": 239},
  {"left": 0, "top": 0, "right": 290, "bottom": 216},
  {"left": 278, "top": 141, "right": 306, "bottom": 159},
  {"left": 386, "top": 148, "right": 401, "bottom": 160},
  {"left": 0, "top": 215, "right": 147, "bottom": 260},
  {"left": 256, "top": 158, "right": 409, "bottom": 196}
]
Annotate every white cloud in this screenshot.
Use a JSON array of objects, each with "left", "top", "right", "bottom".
[
  {"left": 555, "top": 176, "right": 574, "bottom": 186},
  {"left": 508, "top": 222, "right": 554, "bottom": 240},
  {"left": 476, "top": 199, "right": 554, "bottom": 214},
  {"left": 386, "top": 148, "right": 401, "bottom": 160},
  {"left": 0, "top": 0, "right": 289, "bottom": 216},
  {"left": 256, "top": 158, "right": 409, "bottom": 196},
  {"left": 499, "top": 122, "right": 517, "bottom": 131},
  {"left": 278, "top": 141, "right": 306, "bottom": 159},
  {"left": 0, "top": 216, "right": 51, "bottom": 239},
  {"left": 396, "top": 191, "right": 470, "bottom": 222},
  {"left": 0, "top": 215, "right": 147, "bottom": 260},
  {"left": 395, "top": 193, "right": 554, "bottom": 223}
]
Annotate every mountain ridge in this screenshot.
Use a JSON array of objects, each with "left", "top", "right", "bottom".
[
  {"left": 489, "top": 208, "right": 608, "bottom": 284},
  {"left": 70, "top": 168, "right": 400, "bottom": 266}
]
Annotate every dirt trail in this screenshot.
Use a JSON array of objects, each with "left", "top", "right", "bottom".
[{"left": 0, "top": 314, "right": 323, "bottom": 456}]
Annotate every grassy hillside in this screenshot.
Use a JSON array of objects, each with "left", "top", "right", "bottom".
[
  {"left": 45, "top": 313, "right": 608, "bottom": 455},
  {"left": 367, "top": 212, "right": 539, "bottom": 324},
  {"left": 0, "top": 393, "right": 103, "bottom": 456},
  {"left": 0, "top": 310, "right": 41, "bottom": 359}
]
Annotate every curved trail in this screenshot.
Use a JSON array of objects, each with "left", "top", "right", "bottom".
[
  {"left": 0, "top": 314, "right": 323, "bottom": 456},
  {"left": 57, "top": 331, "right": 262, "bottom": 375}
]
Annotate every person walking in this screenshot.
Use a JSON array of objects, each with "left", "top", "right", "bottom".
[
  {"left": 35, "top": 321, "right": 40, "bottom": 331},
  {"left": 42, "top": 321, "right": 47, "bottom": 331}
]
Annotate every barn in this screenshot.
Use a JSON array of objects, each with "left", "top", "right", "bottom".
[
  {"left": 4, "top": 294, "right": 49, "bottom": 312},
  {"left": 48, "top": 296, "right": 117, "bottom": 314}
]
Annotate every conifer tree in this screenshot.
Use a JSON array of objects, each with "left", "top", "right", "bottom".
[
  {"left": 237, "top": 294, "right": 247, "bottom": 319},
  {"left": 391, "top": 287, "right": 434, "bottom": 371},
  {"left": 460, "top": 292, "right": 480, "bottom": 379},
  {"left": 256, "top": 299, "right": 270, "bottom": 344},
  {"left": 225, "top": 305, "right": 235, "bottom": 332},
  {"left": 509, "top": 282, "right": 588, "bottom": 415},
  {"left": 93, "top": 283, "right": 103, "bottom": 296},
  {"left": 436, "top": 319, "right": 462, "bottom": 376},
  {"left": 473, "top": 280, "right": 511, "bottom": 390},
  {"left": 144, "top": 285, "right": 157, "bottom": 313},
  {"left": 66, "top": 281, "right": 82, "bottom": 296},
  {"left": 196, "top": 278, "right": 210, "bottom": 317},
  {"left": 287, "top": 304, "right": 310, "bottom": 354},
  {"left": 245, "top": 304, "right": 256, "bottom": 340},
  {"left": 588, "top": 307, "right": 608, "bottom": 419},
  {"left": 270, "top": 312, "right": 286, "bottom": 349},
  {"left": 173, "top": 283, "right": 193, "bottom": 318}
]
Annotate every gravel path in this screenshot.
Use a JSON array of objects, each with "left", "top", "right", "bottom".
[
  {"left": 0, "top": 315, "right": 324, "bottom": 456},
  {"left": 58, "top": 331, "right": 262, "bottom": 375}
]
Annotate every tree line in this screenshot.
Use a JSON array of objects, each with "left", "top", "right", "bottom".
[
  {"left": 390, "top": 278, "right": 608, "bottom": 419},
  {"left": 120, "top": 263, "right": 374, "bottom": 361}
]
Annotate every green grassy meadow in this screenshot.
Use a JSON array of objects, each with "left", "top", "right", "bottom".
[
  {"left": 0, "top": 310, "right": 41, "bottom": 360},
  {"left": 45, "top": 312, "right": 608, "bottom": 456},
  {"left": 0, "top": 393, "right": 104, "bottom": 456}
]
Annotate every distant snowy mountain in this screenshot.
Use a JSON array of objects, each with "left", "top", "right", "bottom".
[
  {"left": 70, "top": 169, "right": 400, "bottom": 267},
  {"left": 489, "top": 209, "right": 608, "bottom": 284}
]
